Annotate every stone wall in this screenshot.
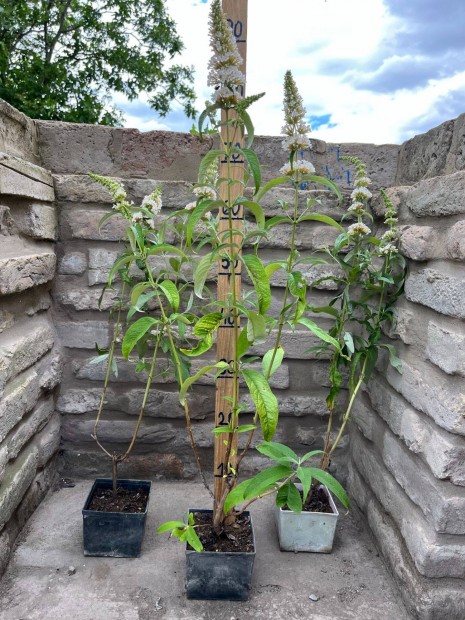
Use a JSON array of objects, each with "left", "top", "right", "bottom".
[
  {"left": 348, "top": 114, "right": 465, "bottom": 619},
  {"left": 0, "top": 100, "right": 62, "bottom": 576},
  {"left": 35, "top": 118, "right": 399, "bottom": 481}
]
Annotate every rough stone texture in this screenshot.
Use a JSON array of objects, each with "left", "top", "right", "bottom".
[
  {"left": 447, "top": 220, "right": 465, "bottom": 261},
  {"left": 57, "top": 251, "right": 87, "bottom": 275},
  {"left": 426, "top": 321, "right": 465, "bottom": 377},
  {"left": 399, "top": 225, "right": 437, "bottom": 261},
  {"left": 55, "top": 321, "right": 109, "bottom": 349},
  {"left": 0, "top": 447, "right": 39, "bottom": 531},
  {"left": 0, "top": 100, "right": 40, "bottom": 164},
  {"left": 0, "top": 153, "right": 54, "bottom": 202},
  {"left": 405, "top": 262, "right": 465, "bottom": 319},
  {"left": 405, "top": 170, "right": 465, "bottom": 218},
  {"left": 0, "top": 251, "right": 56, "bottom": 295},
  {"left": 0, "top": 369, "right": 40, "bottom": 441},
  {"left": 7, "top": 397, "right": 54, "bottom": 461}
]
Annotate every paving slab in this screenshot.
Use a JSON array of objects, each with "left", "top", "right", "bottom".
[{"left": 0, "top": 480, "right": 411, "bottom": 620}]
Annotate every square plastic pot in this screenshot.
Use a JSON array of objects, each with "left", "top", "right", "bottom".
[
  {"left": 82, "top": 478, "right": 151, "bottom": 558},
  {"left": 185, "top": 509, "right": 256, "bottom": 600},
  {"left": 275, "top": 485, "right": 339, "bottom": 553}
]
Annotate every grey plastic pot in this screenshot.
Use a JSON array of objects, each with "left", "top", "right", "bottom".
[
  {"left": 185, "top": 509, "right": 256, "bottom": 600},
  {"left": 275, "top": 485, "right": 339, "bottom": 553},
  {"left": 82, "top": 478, "right": 151, "bottom": 558}
]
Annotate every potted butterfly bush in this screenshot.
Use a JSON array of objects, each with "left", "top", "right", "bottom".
[{"left": 157, "top": 0, "right": 348, "bottom": 598}]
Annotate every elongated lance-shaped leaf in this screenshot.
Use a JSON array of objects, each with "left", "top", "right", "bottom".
[
  {"left": 307, "top": 467, "right": 350, "bottom": 509},
  {"left": 296, "top": 466, "right": 312, "bottom": 503},
  {"left": 264, "top": 260, "right": 287, "bottom": 279},
  {"left": 157, "top": 520, "right": 186, "bottom": 533},
  {"left": 127, "top": 290, "right": 158, "bottom": 320},
  {"left": 240, "top": 200, "right": 265, "bottom": 229},
  {"left": 242, "top": 254, "right": 271, "bottom": 314},
  {"left": 198, "top": 148, "right": 224, "bottom": 182},
  {"left": 159, "top": 280, "right": 179, "bottom": 312},
  {"left": 241, "top": 369, "right": 278, "bottom": 441},
  {"left": 179, "top": 361, "right": 228, "bottom": 405},
  {"left": 255, "top": 176, "right": 292, "bottom": 202},
  {"left": 262, "top": 346, "right": 284, "bottom": 378},
  {"left": 238, "top": 109, "right": 254, "bottom": 148},
  {"left": 180, "top": 333, "right": 213, "bottom": 357},
  {"left": 264, "top": 215, "right": 290, "bottom": 231},
  {"left": 186, "top": 199, "right": 224, "bottom": 246},
  {"left": 241, "top": 148, "right": 261, "bottom": 194},
  {"left": 130, "top": 282, "right": 151, "bottom": 307},
  {"left": 122, "top": 316, "right": 159, "bottom": 359},
  {"left": 145, "top": 243, "right": 186, "bottom": 257},
  {"left": 297, "top": 317, "right": 341, "bottom": 352},
  {"left": 107, "top": 254, "right": 134, "bottom": 286},
  {"left": 285, "top": 482, "right": 303, "bottom": 513},
  {"left": 224, "top": 464, "right": 293, "bottom": 513},
  {"left": 194, "top": 253, "right": 214, "bottom": 298},
  {"left": 300, "top": 174, "right": 343, "bottom": 203},
  {"left": 299, "top": 213, "right": 345, "bottom": 232},
  {"left": 246, "top": 311, "right": 267, "bottom": 344},
  {"left": 256, "top": 441, "right": 298, "bottom": 464},
  {"left": 237, "top": 327, "right": 252, "bottom": 358},
  {"left": 198, "top": 103, "right": 220, "bottom": 136},
  {"left": 193, "top": 312, "right": 223, "bottom": 337}
]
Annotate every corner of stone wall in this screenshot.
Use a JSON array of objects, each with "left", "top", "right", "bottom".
[
  {"left": 0, "top": 99, "right": 62, "bottom": 577},
  {"left": 349, "top": 119, "right": 465, "bottom": 619}
]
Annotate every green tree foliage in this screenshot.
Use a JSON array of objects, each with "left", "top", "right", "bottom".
[{"left": 0, "top": 0, "right": 196, "bottom": 124}]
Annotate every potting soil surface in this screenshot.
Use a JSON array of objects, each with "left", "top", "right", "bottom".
[{"left": 0, "top": 480, "right": 413, "bottom": 620}]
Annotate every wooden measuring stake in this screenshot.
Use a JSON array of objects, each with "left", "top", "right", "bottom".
[{"left": 214, "top": 0, "right": 248, "bottom": 507}]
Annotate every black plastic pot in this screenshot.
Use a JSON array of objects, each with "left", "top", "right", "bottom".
[
  {"left": 82, "top": 478, "right": 151, "bottom": 558},
  {"left": 185, "top": 509, "right": 256, "bottom": 600}
]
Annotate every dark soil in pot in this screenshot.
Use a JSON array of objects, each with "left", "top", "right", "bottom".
[
  {"left": 188, "top": 511, "right": 254, "bottom": 552},
  {"left": 87, "top": 486, "right": 149, "bottom": 513},
  {"left": 283, "top": 486, "right": 334, "bottom": 513}
]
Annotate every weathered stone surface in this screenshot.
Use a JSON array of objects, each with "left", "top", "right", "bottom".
[
  {"left": 447, "top": 220, "right": 465, "bottom": 261},
  {"left": 61, "top": 416, "right": 176, "bottom": 446},
  {"left": 366, "top": 377, "right": 465, "bottom": 486},
  {"left": 0, "top": 368, "right": 40, "bottom": 441},
  {"left": 406, "top": 170, "right": 465, "bottom": 217},
  {"left": 0, "top": 153, "right": 54, "bottom": 201},
  {"left": 0, "top": 252, "right": 56, "bottom": 295},
  {"left": 0, "top": 99, "right": 40, "bottom": 164},
  {"left": 73, "top": 355, "right": 171, "bottom": 384},
  {"left": 57, "top": 251, "right": 87, "bottom": 274},
  {"left": 0, "top": 320, "right": 54, "bottom": 392},
  {"left": 426, "top": 321, "right": 465, "bottom": 377},
  {"left": 56, "top": 388, "right": 101, "bottom": 414},
  {"left": 37, "top": 122, "right": 115, "bottom": 175},
  {"left": 0, "top": 445, "right": 8, "bottom": 483},
  {"left": 35, "top": 413, "right": 61, "bottom": 467},
  {"left": 388, "top": 301, "right": 424, "bottom": 346},
  {"left": 253, "top": 186, "right": 343, "bottom": 219},
  {"left": 0, "top": 310, "right": 14, "bottom": 334},
  {"left": 350, "top": 433, "right": 465, "bottom": 578},
  {"left": 64, "top": 207, "right": 127, "bottom": 241},
  {"left": 250, "top": 327, "right": 332, "bottom": 359},
  {"left": 399, "top": 225, "right": 436, "bottom": 261},
  {"left": 349, "top": 463, "right": 465, "bottom": 618},
  {"left": 446, "top": 112, "right": 465, "bottom": 174},
  {"left": 38, "top": 349, "right": 63, "bottom": 392},
  {"left": 268, "top": 262, "right": 341, "bottom": 291},
  {"left": 396, "top": 118, "right": 455, "bottom": 184},
  {"left": 55, "top": 286, "right": 120, "bottom": 311},
  {"left": 14, "top": 459, "right": 58, "bottom": 534},
  {"left": 0, "top": 447, "right": 38, "bottom": 531},
  {"left": 0, "top": 529, "right": 10, "bottom": 577},
  {"left": 7, "top": 397, "right": 54, "bottom": 461},
  {"left": 55, "top": 321, "right": 109, "bottom": 349},
  {"left": 242, "top": 391, "right": 329, "bottom": 417},
  {"left": 405, "top": 262, "right": 465, "bottom": 319},
  {"left": 14, "top": 203, "right": 57, "bottom": 240},
  {"left": 386, "top": 358, "right": 465, "bottom": 436}
]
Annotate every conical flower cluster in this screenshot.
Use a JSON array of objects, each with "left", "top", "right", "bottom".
[
  {"left": 340, "top": 155, "right": 372, "bottom": 238},
  {"left": 281, "top": 70, "right": 311, "bottom": 152},
  {"left": 207, "top": 0, "right": 245, "bottom": 105}
]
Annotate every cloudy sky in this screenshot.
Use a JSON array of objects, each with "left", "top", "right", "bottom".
[{"left": 116, "top": 0, "right": 465, "bottom": 145}]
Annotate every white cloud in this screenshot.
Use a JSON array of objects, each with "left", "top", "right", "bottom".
[{"left": 118, "top": 0, "right": 465, "bottom": 145}]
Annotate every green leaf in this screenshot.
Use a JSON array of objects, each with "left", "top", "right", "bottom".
[
  {"left": 344, "top": 332, "right": 355, "bottom": 355},
  {"left": 145, "top": 243, "right": 186, "bottom": 257},
  {"left": 300, "top": 449, "right": 324, "bottom": 462},
  {"left": 276, "top": 481, "right": 291, "bottom": 508},
  {"left": 241, "top": 369, "right": 278, "bottom": 441},
  {"left": 255, "top": 176, "right": 291, "bottom": 202},
  {"left": 296, "top": 467, "right": 312, "bottom": 503},
  {"left": 157, "top": 520, "right": 186, "bottom": 533},
  {"left": 299, "top": 213, "right": 344, "bottom": 231},
  {"left": 180, "top": 334, "right": 213, "bottom": 357},
  {"left": 308, "top": 304, "right": 339, "bottom": 319},
  {"left": 264, "top": 261, "right": 286, "bottom": 278},
  {"left": 264, "top": 216, "right": 290, "bottom": 231},
  {"left": 237, "top": 327, "right": 252, "bottom": 358},
  {"left": 198, "top": 149, "right": 223, "bottom": 182},
  {"left": 307, "top": 468, "right": 350, "bottom": 509},
  {"left": 122, "top": 317, "right": 158, "bottom": 359},
  {"left": 256, "top": 441, "right": 298, "bottom": 464},
  {"left": 179, "top": 361, "right": 228, "bottom": 404},
  {"left": 242, "top": 254, "right": 271, "bottom": 314},
  {"left": 241, "top": 200, "right": 265, "bottom": 229},
  {"left": 159, "top": 280, "right": 180, "bottom": 312},
  {"left": 381, "top": 343, "right": 403, "bottom": 374},
  {"left": 130, "top": 282, "right": 150, "bottom": 307},
  {"left": 300, "top": 174, "right": 343, "bottom": 203},
  {"left": 236, "top": 424, "right": 257, "bottom": 433},
  {"left": 186, "top": 199, "right": 224, "bottom": 245},
  {"left": 241, "top": 148, "right": 261, "bottom": 194},
  {"left": 297, "top": 318, "right": 341, "bottom": 352},
  {"left": 246, "top": 311, "right": 267, "bottom": 344},
  {"left": 194, "top": 253, "right": 214, "bottom": 298},
  {"left": 239, "top": 109, "right": 254, "bottom": 147},
  {"left": 127, "top": 290, "right": 158, "bottom": 320},
  {"left": 185, "top": 526, "right": 204, "bottom": 552},
  {"left": 193, "top": 312, "right": 223, "bottom": 337},
  {"left": 224, "top": 464, "right": 292, "bottom": 513},
  {"left": 107, "top": 254, "right": 134, "bottom": 286},
  {"left": 262, "top": 346, "right": 284, "bottom": 378},
  {"left": 286, "top": 482, "right": 303, "bottom": 513}
]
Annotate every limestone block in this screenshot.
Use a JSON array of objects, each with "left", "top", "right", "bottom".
[
  {"left": 56, "top": 388, "right": 101, "bottom": 414},
  {"left": 73, "top": 355, "right": 172, "bottom": 384},
  {"left": 253, "top": 186, "right": 342, "bottom": 219},
  {"left": 366, "top": 378, "right": 465, "bottom": 486},
  {"left": 57, "top": 251, "right": 87, "bottom": 274},
  {"left": 61, "top": 417, "right": 176, "bottom": 446},
  {"left": 351, "top": 433, "right": 465, "bottom": 578},
  {"left": 0, "top": 99, "right": 40, "bottom": 164},
  {"left": 55, "top": 287, "right": 120, "bottom": 311},
  {"left": 0, "top": 529, "right": 10, "bottom": 577},
  {"left": 14, "top": 461, "right": 58, "bottom": 534},
  {"left": 446, "top": 220, "right": 465, "bottom": 261},
  {"left": 0, "top": 310, "right": 14, "bottom": 334},
  {"left": 386, "top": 358, "right": 465, "bottom": 436},
  {"left": 124, "top": 179, "right": 192, "bottom": 209},
  {"left": 190, "top": 359, "right": 289, "bottom": 390},
  {"left": 64, "top": 208, "right": 127, "bottom": 241},
  {"left": 446, "top": 112, "right": 465, "bottom": 174},
  {"left": 387, "top": 301, "right": 424, "bottom": 346},
  {"left": 35, "top": 413, "right": 61, "bottom": 467},
  {"left": 268, "top": 261, "right": 341, "bottom": 291},
  {"left": 0, "top": 320, "right": 54, "bottom": 392},
  {"left": 426, "top": 321, "right": 465, "bottom": 377},
  {"left": 371, "top": 185, "right": 407, "bottom": 218},
  {"left": 0, "top": 447, "right": 39, "bottom": 531},
  {"left": 7, "top": 397, "right": 54, "bottom": 461},
  {"left": 14, "top": 203, "right": 57, "bottom": 240},
  {"left": 0, "top": 445, "right": 8, "bottom": 483},
  {"left": 405, "top": 170, "right": 465, "bottom": 217},
  {"left": 0, "top": 368, "right": 40, "bottom": 440},
  {"left": 38, "top": 349, "right": 63, "bottom": 392},
  {"left": 405, "top": 262, "right": 465, "bottom": 319},
  {"left": 55, "top": 321, "right": 109, "bottom": 349},
  {"left": 0, "top": 252, "right": 56, "bottom": 295},
  {"left": 37, "top": 122, "right": 115, "bottom": 175},
  {"left": 396, "top": 119, "right": 455, "bottom": 184},
  {"left": 399, "top": 225, "right": 436, "bottom": 261},
  {"left": 250, "top": 327, "right": 332, "bottom": 360},
  {"left": 0, "top": 153, "right": 54, "bottom": 201},
  {"left": 242, "top": 391, "right": 329, "bottom": 417}
]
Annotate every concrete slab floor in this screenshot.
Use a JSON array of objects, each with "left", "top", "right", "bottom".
[{"left": 0, "top": 480, "right": 411, "bottom": 620}]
